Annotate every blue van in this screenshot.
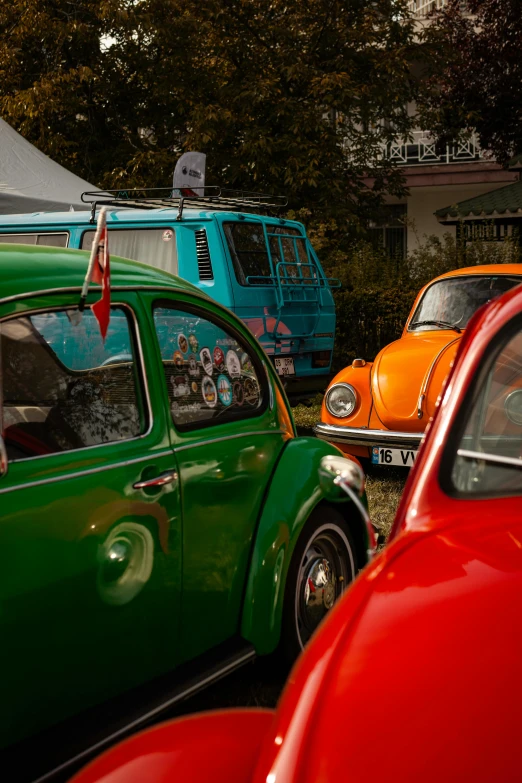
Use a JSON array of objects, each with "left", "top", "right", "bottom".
[{"left": 0, "top": 188, "right": 338, "bottom": 400}]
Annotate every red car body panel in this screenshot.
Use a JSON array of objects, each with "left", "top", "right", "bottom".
[
  {"left": 72, "top": 283, "right": 522, "bottom": 782},
  {"left": 69, "top": 710, "right": 274, "bottom": 783}
]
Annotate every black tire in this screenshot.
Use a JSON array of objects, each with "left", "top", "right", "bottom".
[{"left": 281, "top": 505, "right": 358, "bottom": 663}]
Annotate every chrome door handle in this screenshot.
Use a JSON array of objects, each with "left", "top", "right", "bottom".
[{"left": 133, "top": 470, "right": 178, "bottom": 490}]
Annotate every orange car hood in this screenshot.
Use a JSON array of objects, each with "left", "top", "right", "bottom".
[{"left": 371, "top": 332, "right": 461, "bottom": 431}]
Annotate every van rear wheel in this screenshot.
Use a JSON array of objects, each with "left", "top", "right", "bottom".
[{"left": 281, "top": 506, "right": 357, "bottom": 663}]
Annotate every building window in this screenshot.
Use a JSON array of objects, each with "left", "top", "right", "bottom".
[{"left": 369, "top": 205, "right": 407, "bottom": 259}]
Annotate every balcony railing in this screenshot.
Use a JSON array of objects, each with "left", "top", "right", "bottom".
[
  {"left": 408, "top": 0, "right": 446, "bottom": 17},
  {"left": 382, "top": 130, "right": 486, "bottom": 166}
]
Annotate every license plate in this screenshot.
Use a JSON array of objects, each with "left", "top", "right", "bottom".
[
  {"left": 275, "top": 357, "right": 295, "bottom": 376},
  {"left": 371, "top": 446, "right": 417, "bottom": 467}
]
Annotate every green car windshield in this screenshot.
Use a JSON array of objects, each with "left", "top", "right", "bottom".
[{"left": 409, "top": 275, "right": 522, "bottom": 332}]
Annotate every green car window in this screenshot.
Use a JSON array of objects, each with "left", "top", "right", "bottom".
[
  {"left": 153, "top": 303, "right": 265, "bottom": 430},
  {"left": 1, "top": 307, "right": 145, "bottom": 461}
]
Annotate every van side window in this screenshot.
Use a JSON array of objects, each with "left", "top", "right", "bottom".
[
  {"left": 81, "top": 228, "right": 178, "bottom": 275},
  {"left": 223, "top": 222, "right": 273, "bottom": 285},
  {"left": 224, "top": 222, "right": 311, "bottom": 286},
  {"left": 1, "top": 308, "right": 145, "bottom": 461},
  {"left": 268, "top": 226, "right": 312, "bottom": 280},
  {"left": 0, "top": 233, "right": 68, "bottom": 247},
  {"left": 153, "top": 303, "right": 265, "bottom": 430}
]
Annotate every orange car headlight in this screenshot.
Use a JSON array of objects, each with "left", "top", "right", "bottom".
[{"left": 325, "top": 383, "right": 358, "bottom": 418}]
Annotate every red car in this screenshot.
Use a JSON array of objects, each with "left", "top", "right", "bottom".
[{"left": 71, "top": 282, "right": 522, "bottom": 782}]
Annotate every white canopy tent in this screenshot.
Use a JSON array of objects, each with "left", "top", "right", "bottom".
[{"left": 0, "top": 117, "right": 97, "bottom": 214}]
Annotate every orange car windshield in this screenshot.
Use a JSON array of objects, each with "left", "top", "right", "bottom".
[{"left": 409, "top": 275, "right": 522, "bottom": 332}]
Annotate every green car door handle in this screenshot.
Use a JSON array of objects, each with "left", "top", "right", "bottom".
[{"left": 133, "top": 470, "right": 178, "bottom": 490}]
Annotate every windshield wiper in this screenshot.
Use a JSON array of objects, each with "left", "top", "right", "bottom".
[{"left": 410, "top": 320, "right": 462, "bottom": 333}]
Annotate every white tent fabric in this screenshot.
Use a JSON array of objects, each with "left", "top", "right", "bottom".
[{"left": 0, "top": 117, "right": 97, "bottom": 214}]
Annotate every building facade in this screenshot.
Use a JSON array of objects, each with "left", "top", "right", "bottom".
[{"left": 373, "top": 0, "right": 517, "bottom": 255}]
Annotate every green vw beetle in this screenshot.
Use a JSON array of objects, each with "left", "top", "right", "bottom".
[{"left": 0, "top": 244, "right": 372, "bottom": 772}]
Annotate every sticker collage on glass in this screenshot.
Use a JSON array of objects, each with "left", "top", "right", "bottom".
[{"left": 168, "top": 328, "right": 260, "bottom": 424}]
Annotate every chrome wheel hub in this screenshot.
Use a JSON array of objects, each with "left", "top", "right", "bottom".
[
  {"left": 303, "top": 556, "right": 336, "bottom": 623},
  {"left": 295, "top": 525, "right": 354, "bottom": 648}
]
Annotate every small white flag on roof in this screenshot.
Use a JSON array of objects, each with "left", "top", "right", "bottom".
[{"left": 173, "top": 152, "right": 206, "bottom": 195}]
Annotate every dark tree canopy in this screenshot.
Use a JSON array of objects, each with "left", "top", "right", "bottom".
[
  {"left": 418, "top": 0, "right": 522, "bottom": 166},
  {"left": 0, "top": 0, "right": 419, "bottom": 224}
]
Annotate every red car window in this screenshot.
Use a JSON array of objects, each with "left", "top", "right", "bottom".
[{"left": 451, "top": 321, "right": 522, "bottom": 495}]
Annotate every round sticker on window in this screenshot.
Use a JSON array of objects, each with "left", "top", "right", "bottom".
[
  {"left": 191, "top": 380, "right": 198, "bottom": 394},
  {"left": 213, "top": 346, "right": 225, "bottom": 371},
  {"left": 202, "top": 375, "right": 217, "bottom": 408},
  {"left": 173, "top": 350, "right": 184, "bottom": 368},
  {"left": 162, "top": 229, "right": 174, "bottom": 242},
  {"left": 200, "top": 347, "right": 213, "bottom": 376},
  {"left": 189, "top": 334, "right": 199, "bottom": 354},
  {"left": 172, "top": 375, "right": 190, "bottom": 398},
  {"left": 244, "top": 377, "right": 259, "bottom": 405},
  {"left": 217, "top": 374, "right": 233, "bottom": 407},
  {"left": 240, "top": 352, "right": 254, "bottom": 375},
  {"left": 188, "top": 355, "right": 199, "bottom": 377},
  {"left": 178, "top": 333, "right": 188, "bottom": 353},
  {"left": 226, "top": 350, "right": 241, "bottom": 379},
  {"left": 233, "top": 381, "right": 244, "bottom": 406}
]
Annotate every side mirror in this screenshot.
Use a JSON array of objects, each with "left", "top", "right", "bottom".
[
  {"left": 0, "top": 433, "right": 7, "bottom": 477},
  {"left": 319, "top": 456, "right": 374, "bottom": 554},
  {"left": 319, "top": 454, "right": 364, "bottom": 500}
]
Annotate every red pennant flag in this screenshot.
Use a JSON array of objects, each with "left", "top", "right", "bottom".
[{"left": 91, "top": 220, "right": 111, "bottom": 341}]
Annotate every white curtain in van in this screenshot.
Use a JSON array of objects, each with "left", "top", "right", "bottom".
[{"left": 81, "top": 228, "right": 178, "bottom": 276}]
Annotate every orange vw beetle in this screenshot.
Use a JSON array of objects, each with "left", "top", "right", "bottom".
[{"left": 315, "top": 264, "right": 522, "bottom": 466}]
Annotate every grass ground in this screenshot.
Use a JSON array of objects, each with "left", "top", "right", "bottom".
[{"left": 293, "top": 399, "right": 407, "bottom": 538}]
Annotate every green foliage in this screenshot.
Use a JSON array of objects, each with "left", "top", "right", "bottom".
[
  {"left": 0, "top": 0, "right": 419, "bottom": 223},
  {"left": 324, "top": 231, "right": 522, "bottom": 372},
  {"left": 417, "top": 0, "right": 522, "bottom": 166}
]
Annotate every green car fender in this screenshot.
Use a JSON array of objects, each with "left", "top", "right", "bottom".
[{"left": 240, "top": 436, "right": 370, "bottom": 655}]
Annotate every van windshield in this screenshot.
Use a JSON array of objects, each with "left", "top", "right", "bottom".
[
  {"left": 81, "top": 227, "right": 178, "bottom": 274},
  {"left": 409, "top": 275, "right": 522, "bottom": 331}
]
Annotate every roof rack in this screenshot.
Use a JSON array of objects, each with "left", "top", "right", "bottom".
[{"left": 81, "top": 186, "right": 288, "bottom": 223}]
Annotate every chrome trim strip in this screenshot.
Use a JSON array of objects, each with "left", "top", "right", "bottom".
[
  {"left": 0, "top": 286, "right": 83, "bottom": 305},
  {"left": 0, "top": 432, "right": 287, "bottom": 493},
  {"left": 32, "top": 647, "right": 257, "bottom": 783},
  {"left": 0, "top": 285, "right": 214, "bottom": 307},
  {"left": 174, "top": 429, "right": 287, "bottom": 452},
  {"left": 0, "top": 450, "right": 174, "bottom": 495},
  {"left": 314, "top": 422, "right": 424, "bottom": 449},
  {"left": 0, "top": 301, "right": 154, "bottom": 464},
  {"left": 457, "top": 448, "right": 522, "bottom": 469}
]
